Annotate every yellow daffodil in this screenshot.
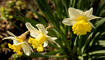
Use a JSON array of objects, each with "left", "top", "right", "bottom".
[
  {"left": 62, "top": 7, "right": 101, "bottom": 35},
  {"left": 3, "top": 31, "right": 33, "bottom": 56},
  {"left": 25, "top": 22, "right": 57, "bottom": 52}
]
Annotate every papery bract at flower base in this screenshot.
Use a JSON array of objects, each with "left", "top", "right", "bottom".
[
  {"left": 62, "top": 7, "right": 101, "bottom": 35},
  {"left": 3, "top": 31, "right": 33, "bottom": 56},
  {"left": 25, "top": 22, "right": 58, "bottom": 52}
]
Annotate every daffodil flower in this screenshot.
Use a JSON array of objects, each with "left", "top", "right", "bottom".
[
  {"left": 25, "top": 22, "right": 58, "bottom": 52},
  {"left": 3, "top": 31, "right": 33, "bottom": 56},
  {"left": 62, "top": 7, "right": 101, "bottom": 35}
]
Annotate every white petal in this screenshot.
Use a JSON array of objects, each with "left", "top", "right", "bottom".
[
  {"left": 13, "top": 40, "right": 19, "bottom": 44},
  {"left": 89, "top": 15, "right": 101, "bottom": 20},
  {"left": 62, "top": 18, "right": 76, "bottom": 26},
  {"left": 43, "top": 41, "right": 48, "bottom": 47},
  {"left": 47, "top": 36, "right": 60, "bottom": 47},
  {"left": 21, "top": 43, "right": 33, "bottom": 56},
  {"left": 3, "top": 36, "right": 16, "bottom": 40},
  {"left": 14, "top": 42, "right": 25, "bottom": 45},
  {"left": 25, "top": 22, "right": 39, "bottom": 38},
  {"left": 89, "top": 22, "right": 95, "bottom": 28},
  {"left": 3, "top": 36, "right": 19, "bottom": 44},
  {"left": 46, "top": 36, "right": 57, "bottom": 40},
  {"left": 7, "top": 31, "right": 16, "bottom": 37},
  {"left": 50, "top": 37, "right": 57, "bottom": 41},
  {"left": 68, "top": 7, "right": 83, "bottom": 18},
  {"left": 36, "top": 24, "right": 48, "bottom": 34},
  {"left": 47, "top": 36, "right": 57, "bottom": 43},
  {"left": 84, "top": 8, "right": 93, "bottom": 17}
]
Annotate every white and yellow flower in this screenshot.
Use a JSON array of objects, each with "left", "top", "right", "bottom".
[
  {"left": 25, "top": 22, "right": 57, "bottom": 52},
  {"left": 62, "top": 7, "right": 101, "bottom": 35},
  {"left": 3, "top": 31, "right": 33, "bottom": 56}
]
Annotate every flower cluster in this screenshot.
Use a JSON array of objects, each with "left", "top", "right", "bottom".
[
  {"left": 3, "top": 22, "right": 57, "bottom": 56},
  {"left": 3, "top": 7, "right": 101, "bottom": 56}
]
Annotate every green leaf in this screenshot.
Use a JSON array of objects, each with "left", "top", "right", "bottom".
[
  {"left": 95, "top": 0, "right": 105, "bottom": 15},
  {"left": 14, "top": 15, "right": 38, "bottom": 26},
  {"left": 95, "top": 18, "right": 105, "bottom": 29},
  {"left": 78, "top": 0, "right": 90, "bottom": 10},
  {"left": 89, "top": 32, "right": 100, "bottom": 47},
  {"left": 28, "top": 5, "right": 47, "bottom": 25},
  {"left": 99, "top": 40, "right": 105, "bottom": 47}
]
